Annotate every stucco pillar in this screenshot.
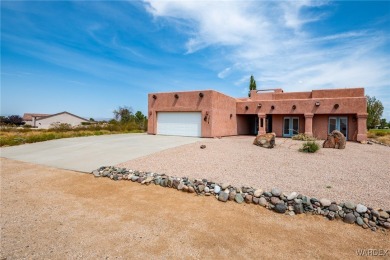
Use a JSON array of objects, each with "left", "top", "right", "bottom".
[
  {"left": 258, "top": 113, "right": 266, "bottom": 135},
  {"left": 147, "top": 110, "right": 156, "bottom": 135},
  {"left": 304, "top": 113, "right": 314, "bottom": 136},
  {"left": 356, "top": 113, "right": 368, "bottom": 142}
]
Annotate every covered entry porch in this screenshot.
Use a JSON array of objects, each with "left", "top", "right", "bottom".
[
  {"left": 237, "top": 114, "right": 273, "bottom": 135},
  {"left": 255, "top": 113, "right": 364, "bottom": 141}
]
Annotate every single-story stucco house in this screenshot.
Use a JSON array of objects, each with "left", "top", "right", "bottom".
[
  {"left": 147, "top": 87, "right": 367, "bottom": 141},
  {"left": 23, "top": 111, "right": 89, "bottom": 129}
]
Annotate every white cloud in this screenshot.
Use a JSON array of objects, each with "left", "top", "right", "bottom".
[
  {"left": 217, "top": 67, "right": 231, "bottom": 79},
  {"left": 143, "top": 0, "right": 390, "bottom": 96}
]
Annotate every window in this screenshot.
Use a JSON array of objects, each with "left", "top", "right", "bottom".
[
  {"left": 283, "top": 117, "right": 299, "bottom": 137},
  {"left": 329, "top": 117, "right": 348, "bottom": 139}
]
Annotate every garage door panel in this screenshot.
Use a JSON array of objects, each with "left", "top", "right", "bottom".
[{"left": 157, "top": 112, "right": 201, "bottom": 137}]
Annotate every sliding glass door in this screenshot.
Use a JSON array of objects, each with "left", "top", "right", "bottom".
[
  {"left": 283, "top": 117, "right": 299, "bottom": 137},
  {"left": 329, "top": 117, "right": 348, "bottom": 139}
]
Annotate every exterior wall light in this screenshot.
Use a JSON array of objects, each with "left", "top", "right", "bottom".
[
  {"left": 199, "top": 92, "right": 204, "bottom": 98},
  {"left": 257, "top": 104, "right": 262, "bottom": 108},
  {"left": 334, "top": 104, "right": 339, "bottom": 109},
  {"left": 271, "top": 105, "right": 275, "bottom": 110},
  {"left": 245, "top": 106, "right": 249, "bottom": 110},
  {"left": 149, "top": 112, "right": 152, "bottom": 116},
  {"left": 315, "top": 102, "right": 320, "bottom": 106},
  {"left": 204, "top": 111, "right": 209, "bottom": 122},
  {"left": 292, "top": 105, "right": 296, "bottom": 110},
  {"left": 152, "top": 95, "right": 157, "bottom": 99},
  {"left": 230, "top": 114, "right": 233, "bottom": 119},
  {"left": 174, "top": 94, "right": 179, "bottom": 99}
]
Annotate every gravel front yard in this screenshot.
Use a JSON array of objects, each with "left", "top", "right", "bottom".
[
  {"left": 1, "top": 158, "right": 389, "bottom": 259},
  {"left": 118, "top": 136, "right": 390, "bottom": 209}
]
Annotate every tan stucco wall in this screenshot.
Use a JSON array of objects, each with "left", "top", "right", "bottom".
[
  {"left": 271, "top": 114, "right": 305, "bottom": 137},
  {"left": 148, "top": 88, "right": 367, "bottom": 141},
  {"left": 148, "top": 90, "right": 212, "bottom": 137},
  {"left": 209, "top": 91, "right": 237, "bottom": 137},
  {"left": 148, "top": 90, "right": 237, "bottom": 137},
  {"left": 236, "top": 97, "right": 366, "bottom": 115},
  {"left": 312, "top": 114, "right": 357, "bottom": 140},
  {"left": 36, "top": 113, "right": 88, "bottom": 129}
]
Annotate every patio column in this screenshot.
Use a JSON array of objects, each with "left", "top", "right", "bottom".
[
  {"left": 258, "top": 113, "right": 266, "bottom": 135},
  {"left": 356, "top": 113, "right": 368, "bottom": 142},
  {"left": 304, "top": 113, "right": 314, "bottom": 136}
]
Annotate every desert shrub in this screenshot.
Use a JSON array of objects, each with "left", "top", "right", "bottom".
[
  {"left": 299, "top": 141, "right": 320, "bottom": 153},
  {"left": 374, "top": 131, "right": 387, "bottom": 137},
  {"left": 367, "top": 129, "right": 390, "bottom": 144},
  {"left": 377, "top": 135, "right": 390, "bottom": 145},
  {"left": 292, "top": 133, "right": 316, "bottom": 141},
  {"left": 50, "top": 122, "right": 72, "bottom": 131}
]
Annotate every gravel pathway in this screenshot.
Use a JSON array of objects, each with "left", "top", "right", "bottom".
[{"left": 118, "top": 136, "right": 390, "bottom": 209}]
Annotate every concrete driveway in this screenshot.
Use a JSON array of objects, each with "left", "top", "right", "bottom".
[{"left": 0, "top": 134, "right": 200, "bottom": 172}]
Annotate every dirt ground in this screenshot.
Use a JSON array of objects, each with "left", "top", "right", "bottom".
[{"left": 1, "top": 158, "right": 389, "bottom": 259}]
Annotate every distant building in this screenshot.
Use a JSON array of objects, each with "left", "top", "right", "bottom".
[
  {"left": 147, "top": 87, "right": 367, "bottom": 142},
  {"left": 23, "top": 113, "right": 51, "bottom": 126},
  {"left": 23, "top": 111, "right": 88, "bottom": 129}
]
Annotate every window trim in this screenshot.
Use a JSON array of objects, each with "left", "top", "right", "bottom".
[
  {"left": 283, "top": 117, "right": 299, "bottom": 137},
  {"left": 328, "top": 116, "right": 348, "bottom": 139}
]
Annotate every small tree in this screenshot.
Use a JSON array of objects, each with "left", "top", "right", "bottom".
[
  {"left": 113, "top": 106, "right": 133, "bottom": 123},
  {"left": 379, "top": 118, "right": 387, "bottom": 129},
  {"left": 7, "top": 115, "right": 24, "bottom": 126},
  {"left": 366, "top": 96, "right": 384, "bottom": 129},
  {"left": 0, "top": 116, "right": 10, "bottom": 125},
  {"left": 134, "top": 111, "right": 146, "bottom": 129},
  {"left": 248, "top": 75, "right": 257, "bottom": 97}
]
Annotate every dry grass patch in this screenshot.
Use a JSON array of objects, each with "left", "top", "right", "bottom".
[
  {"left": 0, "top": 128, "right": 143, "bottom": 147},
  {"left": 368, "top": 129, "right": 390, "bottom": 145}
]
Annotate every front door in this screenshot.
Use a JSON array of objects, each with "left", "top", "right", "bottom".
[
  {"left": 254, "top": 116, "right": 259, "bottom": 135},
  {"left": 329, "top": 117, "right": 348, "bottom": 139},
  {"left": 266, "top": 115, "right": 272, "bottom": 133},
  {"left": 283, "top": 117, "right": 299, "bottom": 137}
]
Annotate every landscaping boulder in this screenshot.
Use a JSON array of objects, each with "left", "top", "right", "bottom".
[
  {"left": 253, "top": 133, "right": 276, "bottom": 148},
  {"left": 323, "top": 130, "right": 346, "bottom": 149}
]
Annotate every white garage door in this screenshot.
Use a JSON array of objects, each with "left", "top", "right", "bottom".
[{"left": 157, "top": 112, "right": 201, "bottom": 137}]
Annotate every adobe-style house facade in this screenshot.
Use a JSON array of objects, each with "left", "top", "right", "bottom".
[{"left": 148, "top": 88, "right": 367, "bottom": 141}]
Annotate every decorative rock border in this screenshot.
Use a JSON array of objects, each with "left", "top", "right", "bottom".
[
  {"left": 91, "top": 166, "right": 390, "bottom": 232},
  {"left": 367, "top": 139, "right": 390, "bottom": 147}
]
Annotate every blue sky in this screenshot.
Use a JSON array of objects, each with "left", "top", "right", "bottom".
[{"left": 1, "top": 0, "right": 389, "bottom": 120}]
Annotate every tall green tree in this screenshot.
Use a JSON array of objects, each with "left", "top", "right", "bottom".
[
  {"left": 379, "top": 118, "right": 387, "bottom": 129},
  {"left": 113, "top": 106, "right": 133, "bottom": 123},
  {"left": 134, "top": 111, "right": 146, "bottom": 128},
  {"left": 366, "top": 95, "right": 384, "bottom": 129},
  {"left": 134, "top": 111, "right": 146, "bottom": 122},
  {"left": 248, "top": 75, "right": 257, "bottom": 97}
]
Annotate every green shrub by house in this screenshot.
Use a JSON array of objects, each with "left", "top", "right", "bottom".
[
  {"left": 299, "top": 141, "right": 320, "bottom": 153},
  {"left": 292, "top": 133, "right": 316, "bottom": 141}
]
